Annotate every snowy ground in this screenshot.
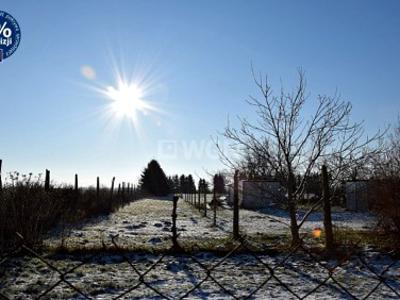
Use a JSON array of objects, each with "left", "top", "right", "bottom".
[
  {"left": 1, "top": 197, "right": 397, "bottom": 299},
  {"left": 44, "top": 197, "right": 229, "bottom": 251},
  {"left": 42, "top": 196, "right": 377, "bottom": 251},
  {"left": 2, "top": 249, "right": 399, "bottom": 299}
]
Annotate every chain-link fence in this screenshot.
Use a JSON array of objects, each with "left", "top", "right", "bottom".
[{"left": 1, "top": 196, "right": 399, "bottom": 299}]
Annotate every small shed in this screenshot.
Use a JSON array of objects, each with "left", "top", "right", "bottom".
[
  {"left": 228, "top": 180, "right": 284, "bottom": 209},
  {"left": 345, "top": 180, "right": 370, "bottom": 212}
]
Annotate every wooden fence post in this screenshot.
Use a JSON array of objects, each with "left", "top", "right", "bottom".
[
  {"left": 198, "top": 179, "right": 201, "bottom": 210},
  {"left": 96, "top": 176, "right": 100, "bottom": 199},
  {"left": 71, "top": 174, "right": 79, "bottom": 209},
  {"left": 74, "top": 174, "right": 78, "bottom": 192},
  {"left": 110, "top": 177, "right": 115, "bottom": 211},
  {"left": 213, "top": 186, "right": 217, "bottom": 226},
  {"left": 45, "top": 169, "right": 50, "bottom": 191},
  {"left": 203, "top": 180, "right": 207, "bottom": 217},
  {"left": 322, "top": 165, "right": 334, "bottom": 252},
  {"left": 0, "top": 159, "right": 2, "bottom": 192},
  {"left": 233, "top": 170, "right": 240, "bottom": 239},
  {"left": 111, "top": 177, "right": 115, "bottom": 196},
  {"left": 117, "top": 183, "right": 121, "bottom": 194},
  {"left": 171, "top": 195, "right": 181, "bottom": 251}
]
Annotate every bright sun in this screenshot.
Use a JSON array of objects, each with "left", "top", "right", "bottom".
[
  {"left": 105, "top": 81, "right": 148, "bottom": 118},
  {"left": 83, "top": 64, "right": 161, "bottom": 134}
]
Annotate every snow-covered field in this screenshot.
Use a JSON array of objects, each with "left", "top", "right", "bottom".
[
  {"left": 42, "top": 196, "right": 377, "bottom": 251},
  {"left": 2, "top": 249, "right": 399, "bottom": 299},
  {"left": 1, "top": 197, "right": 398, "bottom": 299}
]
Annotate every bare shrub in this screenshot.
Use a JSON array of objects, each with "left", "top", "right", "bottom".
[
  {"left": 370, "top": 119, "right": 400, "bottom": 246},
  {"left": 0, "top": 172, "right": 140, "bottom": 252},
  {"left": 370, "top": 179, "right": 400, "bottom": 234}
]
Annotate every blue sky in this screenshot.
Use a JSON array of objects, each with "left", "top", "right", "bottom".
[{"left": 1, "top": 1, "right": 399, "bottom": 186}]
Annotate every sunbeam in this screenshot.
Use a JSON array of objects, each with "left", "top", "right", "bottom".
[{"left": 82, "top": 62, "right": 163, "bottom": 136}]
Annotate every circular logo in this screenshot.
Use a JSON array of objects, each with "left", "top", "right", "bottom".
[{"left": 0, "top": 11, "right": 21, "bottom": 62}]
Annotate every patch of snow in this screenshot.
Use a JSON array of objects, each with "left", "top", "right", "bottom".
[
  {"left": 2, "top": 198, "right": 388, "bottom": 299},
  {"left": 1, "top": 251, "right": 399, "bottom": 299}
]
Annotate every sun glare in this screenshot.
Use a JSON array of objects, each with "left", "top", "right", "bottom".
[
  {"left": 100, "top": 77, "right": 158, "bottom": 132},
  {"left": 106, "top": 81, "right": 146, "bottom": 118},
  {"left": 82, "top": 61, "right": 163, "bottom": 135}
]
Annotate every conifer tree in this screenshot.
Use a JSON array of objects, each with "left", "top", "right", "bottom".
[
  {"left": 139, "top": 160, "right": 170, "bottom": 196},
  {"left": 179, "top": 175, "right": 186, "bottom": 193},
  {"left": 187, "top": 174, "right": 196, "bottom": 193}
]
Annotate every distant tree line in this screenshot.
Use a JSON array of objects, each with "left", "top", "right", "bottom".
[
  {"left": 140, "top": 159, "right": 220, "bottom": 196},
  {"left": 213, "top": 173, "right": 226, "bottom": 194}
]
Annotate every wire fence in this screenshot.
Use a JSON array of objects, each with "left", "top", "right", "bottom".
[{"left": 1, "top": 196, "right": 399, "bottom": 299}]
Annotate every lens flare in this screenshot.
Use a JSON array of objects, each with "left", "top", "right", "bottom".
[
  {"left": 312, "top": 227, "right": 322, "bottom": 238},
  {"left": 81, "top": 65, "right": 96, "bottom": 80}
]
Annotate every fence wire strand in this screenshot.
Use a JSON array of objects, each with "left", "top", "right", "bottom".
[{"left": 1, "top": 196, "right": 399, "bottom": 299}]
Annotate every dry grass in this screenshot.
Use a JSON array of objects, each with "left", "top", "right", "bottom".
[{"left": 0, "top": 172, "right": 140, "bottom": 253}]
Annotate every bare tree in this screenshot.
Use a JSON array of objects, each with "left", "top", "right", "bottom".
[
  {"left": 371, "top": 117, "right": 400, "bottom": 178},
  {"left": 370, "top": 118, "right": 400, "bottom": 239},
  {"left": 217, "top": 69, "right": 383, "bottom": 246}
]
